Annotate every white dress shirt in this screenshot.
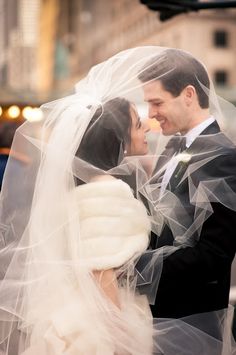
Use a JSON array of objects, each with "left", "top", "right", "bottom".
[{"left": 160, "top": 116, "right": 215, "bottom": 197}]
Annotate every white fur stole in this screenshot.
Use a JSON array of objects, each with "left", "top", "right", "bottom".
[{"left": 74, "top": 179, "right": 150, "bottom": 269}]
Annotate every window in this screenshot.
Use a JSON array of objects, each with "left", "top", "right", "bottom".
[
  {"left": 214, "top": 70, "right": 228, "bottom": 86},
  {"left": 214, "top": 30, "right": 228, "bottom": 48}
]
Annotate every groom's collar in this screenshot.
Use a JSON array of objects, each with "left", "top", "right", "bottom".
[{"left": 184, "top": 116, "right": 216, "bottom": 148}]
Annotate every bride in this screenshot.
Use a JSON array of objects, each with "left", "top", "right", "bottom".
[
  {"left": 0, "top": 94, "right": 153, "bottom": 354},
  {"left": 0, "top": 46, "right": 236, "bottom": 354}
]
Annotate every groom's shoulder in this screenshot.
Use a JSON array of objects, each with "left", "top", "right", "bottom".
[
  {"left": 199, "top": 130, "right": 235, "bottom": 153},
  {"left": 218, "top": 131, "right": 236, "bottom": 155}
]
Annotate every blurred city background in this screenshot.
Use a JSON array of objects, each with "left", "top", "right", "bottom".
[{"left": 0, "top": 0, "right": 235, "bottom": 126}]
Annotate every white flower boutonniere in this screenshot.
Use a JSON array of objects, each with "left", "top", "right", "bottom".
[
  {"left": 173, "top": 153, "right": 192, "bottom": 180},
  {"left": 176, "top": 153, "right": 192, "bottom": 163}
]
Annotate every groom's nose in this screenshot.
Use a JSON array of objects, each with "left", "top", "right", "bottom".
[{"left": 148, "top": 105, "right": 158, "bottom": 119}]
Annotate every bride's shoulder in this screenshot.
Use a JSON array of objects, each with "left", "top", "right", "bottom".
[
  {"left": 74, "top": 176, "right": 133, "bottom": 199},
  {"left": 90, "top": 174, "right": 116, "bottom": 182}
]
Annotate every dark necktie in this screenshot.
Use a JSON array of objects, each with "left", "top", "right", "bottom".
[
  {"left": 152, "top": 135, "right": 187, "bottom": 184},
  {"left": 165, "top": 135, "right": 187, "bottom": 153}
]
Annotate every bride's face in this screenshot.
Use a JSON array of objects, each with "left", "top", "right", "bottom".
[{"left": 126, "top": 105, "right": 149, "bottom": 156}]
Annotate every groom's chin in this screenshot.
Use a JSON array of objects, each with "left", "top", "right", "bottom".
[{"left": 161, "top": 128, "right": 178, "bottom": 136}]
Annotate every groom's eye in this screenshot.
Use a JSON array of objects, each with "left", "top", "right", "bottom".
[{"left": 154, "top": 101, "right": 162, "bottom": 106}]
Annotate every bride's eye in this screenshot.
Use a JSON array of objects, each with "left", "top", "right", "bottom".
[{"left": 137, "top": 119, "right": 142, "bottom": 129}]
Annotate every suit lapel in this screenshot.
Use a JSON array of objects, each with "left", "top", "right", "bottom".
[
  {"left": 168, "top": 156, "right": 191, "bottom": 190},
  {"left": 168, "top": 121, "right": 221, "bottom": 191},
  {"left": 151, "top": 146, "right": 176, "bottom": 183},
  {"left": 186, "top": 120, "right": 220, "bottom": 153}
]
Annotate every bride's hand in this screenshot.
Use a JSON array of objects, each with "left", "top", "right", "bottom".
[{"left": 93, "top": 269, "right": 121, "bottom": 309}]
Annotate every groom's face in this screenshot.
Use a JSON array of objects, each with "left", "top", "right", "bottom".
[{"left": 143, "top": 80, "right": 190, "bottom": 136}]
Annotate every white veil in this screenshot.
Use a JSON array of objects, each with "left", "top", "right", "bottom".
[{"left": 0, "top": 46, "right": 236, "bottom": 354}]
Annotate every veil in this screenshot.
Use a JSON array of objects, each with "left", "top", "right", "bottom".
[{"left": 0, "top": 46, "right": 236, "bottom": 354}]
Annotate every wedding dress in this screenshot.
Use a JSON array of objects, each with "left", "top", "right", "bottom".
[{"left": 19, "top": 179, "right": 153, "bottom": 355}]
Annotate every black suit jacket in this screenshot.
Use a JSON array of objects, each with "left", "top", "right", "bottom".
[{"left": 148, "top": 121, "right": 236, "bottom": 318}]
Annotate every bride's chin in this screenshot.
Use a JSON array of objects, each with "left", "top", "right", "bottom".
[{"left": 143, "top": 147, "right": 149, "bottom": 155}]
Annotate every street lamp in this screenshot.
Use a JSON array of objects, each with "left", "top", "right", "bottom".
[{"left": 8, "top": 105, "right": 20, "bottom": 119}]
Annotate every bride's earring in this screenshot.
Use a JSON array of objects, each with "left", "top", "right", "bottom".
[{"left": 124, "top": 150, "right": 127, "bottom": 155}]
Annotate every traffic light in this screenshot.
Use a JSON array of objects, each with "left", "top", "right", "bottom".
[{"left": 140, "top": 0, "right": 198, "bottom": 21}]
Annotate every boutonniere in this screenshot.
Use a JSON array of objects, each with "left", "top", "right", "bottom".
[
  {"left": 176, "top": 153, "right": 192, "bottom": 163},
  {"left": 173, "top": 153, "right": 192, "bottom": 180}
]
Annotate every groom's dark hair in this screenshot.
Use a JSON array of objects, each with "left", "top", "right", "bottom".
[{"left": 138, "top": 49, "right": 210, "bottom": 109}]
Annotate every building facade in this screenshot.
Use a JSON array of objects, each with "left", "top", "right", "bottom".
[
  {"left": 70, "top": 1, "right": 236, "bottom": 103},
  {"left": 0, "top": 0, "right": 59, "bottom": 104},
  {"left": 0, "top": 0, "right": 236, "bottom": 103}
]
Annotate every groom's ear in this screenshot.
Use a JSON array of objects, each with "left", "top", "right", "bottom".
[{"left": 183, "top": 85, "right": 196, "bottom": 106}]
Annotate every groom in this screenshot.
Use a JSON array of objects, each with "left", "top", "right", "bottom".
[{"left": 138, "top": 49, "right": 236, "bottom": 322}]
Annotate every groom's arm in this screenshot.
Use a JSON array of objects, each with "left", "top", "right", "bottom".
[
  {"left": 159, "top": 149, "right": 236, "bottom": 284},
  {"left": 136, "top": 148, "right": 236, "bottom": 294},
  {"left": 159, "top": 201, "right": 236, "bottom": 283}
]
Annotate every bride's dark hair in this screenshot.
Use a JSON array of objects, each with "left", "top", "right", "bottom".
[{"left": 77, "top": 97, "right": 132, "bottom": 171}]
